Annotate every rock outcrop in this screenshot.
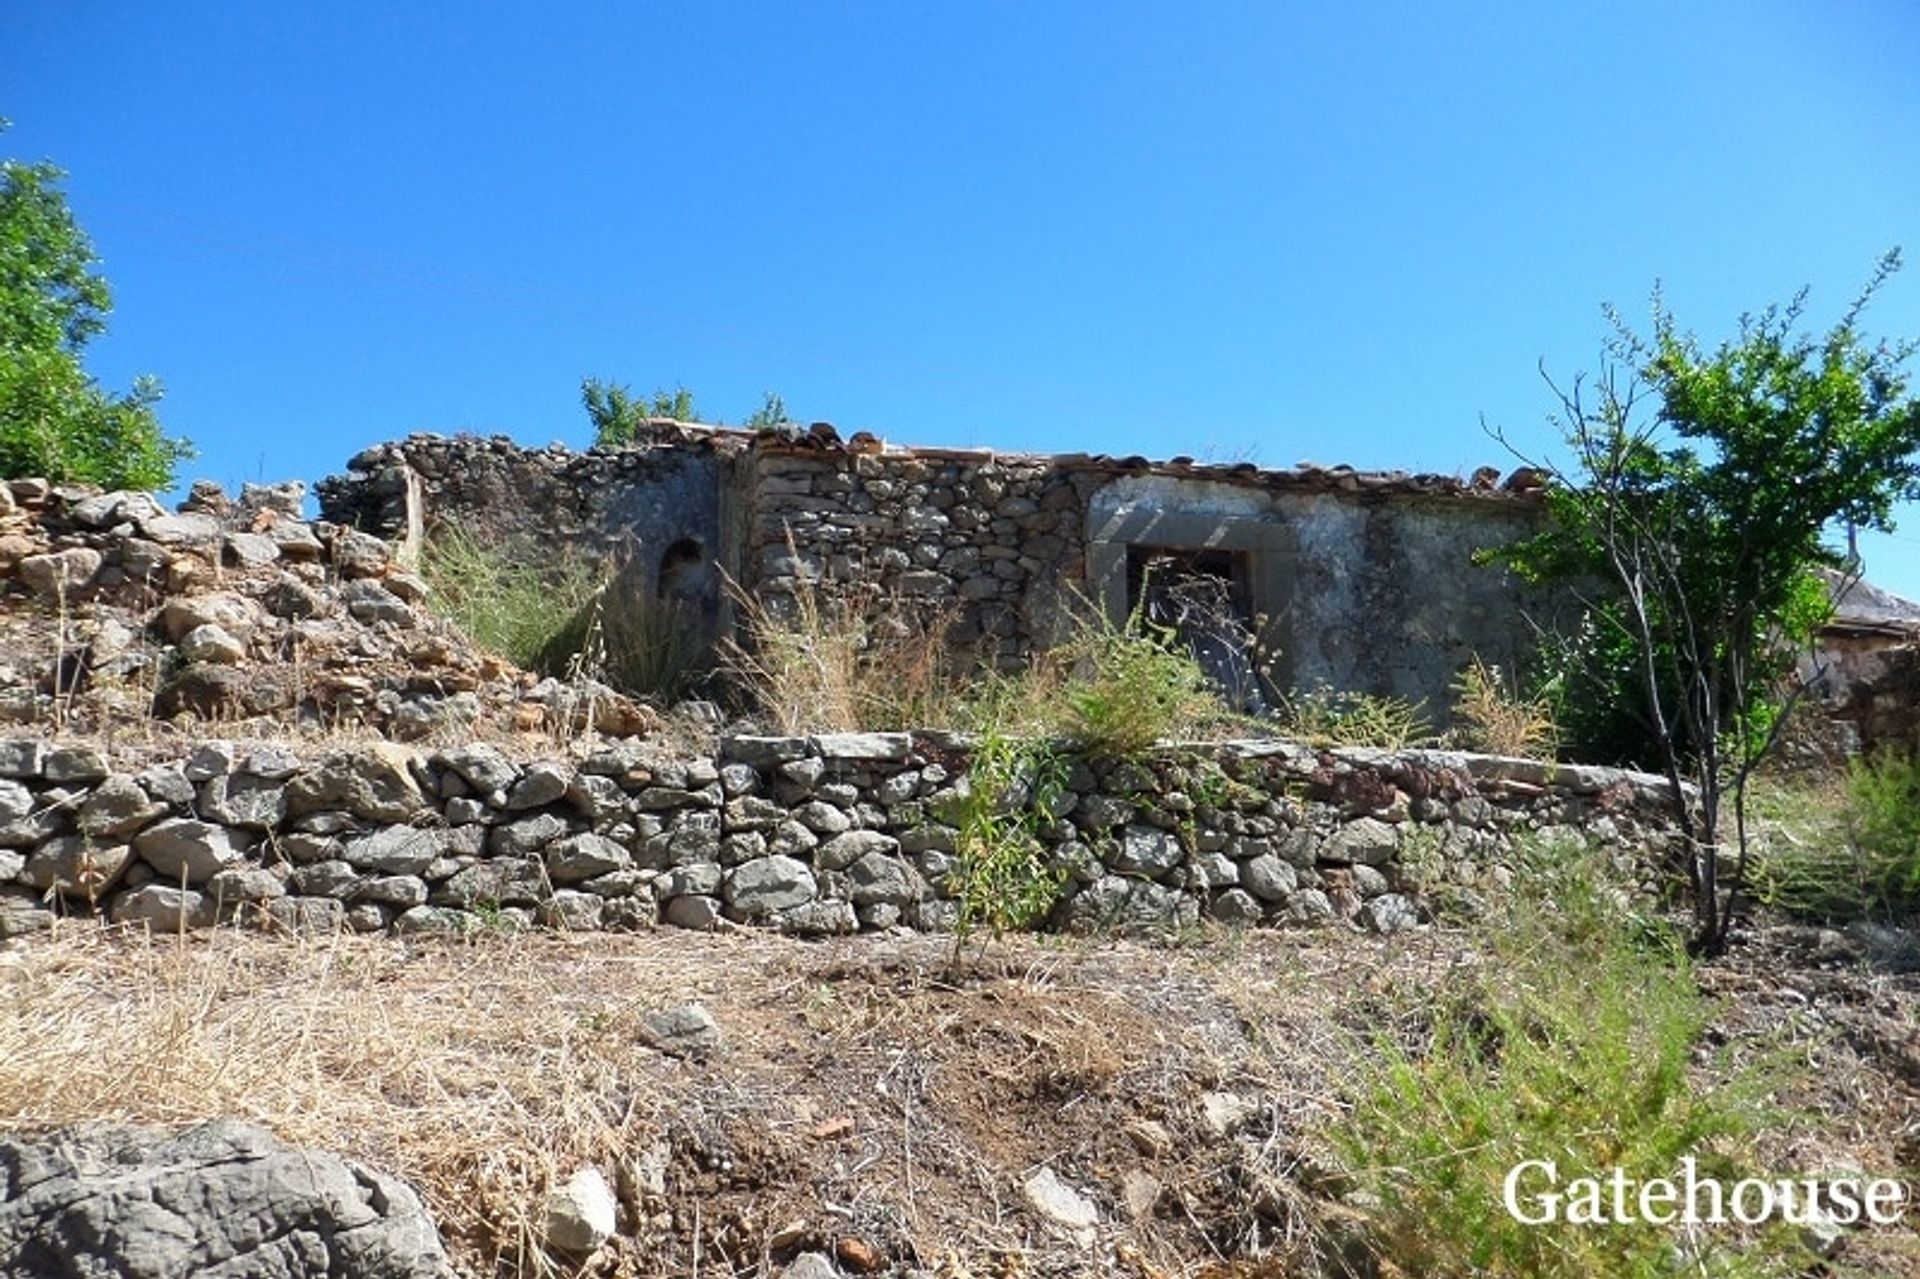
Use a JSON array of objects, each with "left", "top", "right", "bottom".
[{"left": 0, "top": 1120, "right": 451, "bottom": 1278}]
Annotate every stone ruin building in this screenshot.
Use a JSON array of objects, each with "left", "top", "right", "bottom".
[{"left": 318, "top": 421, "right": 1568, "bottom": 724}]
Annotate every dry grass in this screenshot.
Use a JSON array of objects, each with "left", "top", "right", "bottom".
[
  {"left": 0, "top": 923, "right": 1395, "bottom": 1278},
  {"left": 0, "top": 925, "right": 682, "bottom": 1274},
  {"left": 1446, "top": 657, "right": 1558, "bottom": 758},
  {"left": 725, "top": 560, "right": 1236, "bottom": 751},
  {"left": 2, "top": 920, "right": 1912, "bottom": 1279},
  {"left": 723, "top": 556, "right": 968, "bottom": 735},
  {"left": 0, "top": 921, "right": 1267, "bottom": 1267}
]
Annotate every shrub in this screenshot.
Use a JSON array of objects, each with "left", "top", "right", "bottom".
[
  {"left": 941, "top": 729, "right": 1068, "bottom": 953},
  {"left": 602, "top": 594, "right": 712, "bottom": 704},
  {"left": 1748, "top": 753, "right": 1920, "bottom": 923},
  {"left": 1055, "top": 605, "right": 1222, "bottom": 757},
  {"left": 422, "top": 528, "right": 724, "bottom": 704},
  {"left": 1333, "top": 845, "right": 1798, "bottom": 1278},
  {"left": 1843, "top": 750, "right": 1920, "bottom": 911},
  {"left": 581, "top": 378, "right": 698, "bottom": 448},
  {"left": 1448, "top": 656, "right": 1558, "bottom": 757}
]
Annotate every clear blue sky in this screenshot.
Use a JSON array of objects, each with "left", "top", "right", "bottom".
[{"left": 7, "top": 2, "right": 1920, "bottom": 595}]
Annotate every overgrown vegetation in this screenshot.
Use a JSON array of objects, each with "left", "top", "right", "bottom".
[
  {"left": 1489, "top": 251, "right": 1920, "bottom": 951},
  {"left": 421, "top": 528, "right": 713, "bottom": 702},
  {"left": 0, "top": 126, "right": 192, "bottom": 489},
  {"left": 582, "top": 379, "right": 794, "bottom": 447},
  {"left": 727, "top": 561, "right": 1225, "bottom": 753},
  {"left": 1447, "top": 656, "right": 1559, "bottom": 757},
  {"left": 742, "top": 390, "right": 789, "bottom": 428},
  {"left": 1335, "top": 841, "right": 1800, "bottom": 1278},
  {"left": 542, "top": 577, "right": 714, "bottom": 706},
  {"left": 941, "top": 730, "right": 1069, "bottom": 954},
  {"left": 581, "top": 378, "right": 700, "bottom": 447},
  {"left": 421, "top": 527, "right": 601, "bottom": 673},
  {"left": 1055, "top": 603, "right": 1222, "bottom": 756},
  {"left": 1748, "top": 752, "right": 1920, "bottom": 924},
  {"left": 1278, "top": 686, "right": 1432, "bottom": 750},
  {"left": 721, "top": 563, "right": 954, "bottom": 734}
]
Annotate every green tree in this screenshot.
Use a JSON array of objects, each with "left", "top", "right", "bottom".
[
  {"left": 1493, "top": 251, "right": 1920, "bottom": 953},
  {"left": 742, "top": 390, "right": 789, "bottom": 429},
  {"left": 0, "top": 134, "right": 191, "bottom": 489},
  {"left": 581, "top": 377, "right": 698, "bottom": 447}
]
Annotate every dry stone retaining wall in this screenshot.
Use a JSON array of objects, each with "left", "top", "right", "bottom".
[{"left": 0, "top": 731, "right": 1681, "bottom": 942}]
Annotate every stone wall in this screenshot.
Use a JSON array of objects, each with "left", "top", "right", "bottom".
[
  {"left": 1813, "top": 634, "right": 1920, "bottom": 758},
  {"left": 0, "top": 731, "right": 1681, "bottom": 942},
  {"left": 316, "top": 433, "right": 745, "bottom": 603},
  {"left": 319, "top": 428, "right": 1562, "bottom": 713}
]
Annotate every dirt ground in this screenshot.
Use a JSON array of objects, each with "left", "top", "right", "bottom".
[{"left": 2, "top": 916, "right": 1914, "bottom": 1279}]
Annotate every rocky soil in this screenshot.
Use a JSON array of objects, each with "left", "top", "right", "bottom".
[{"left": 0, "top": 922, "right": 1914, "bottom": 1279}]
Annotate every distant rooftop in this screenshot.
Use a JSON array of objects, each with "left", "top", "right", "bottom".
[{"left": 1827, "top": 569, "right": 1920, "bottom": 635}]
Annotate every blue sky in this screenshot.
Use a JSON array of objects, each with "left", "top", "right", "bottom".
[{"left": 7, "top": 2, "right": 1920, "bottom": 594}]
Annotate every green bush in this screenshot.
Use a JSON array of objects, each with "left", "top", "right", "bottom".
[
  {"left": 1334, "top": 845, "right": 1798, "bottom": 1278},
  {"left": 1, "top": 148, "right": 191, "bottom": 490},
  {"left": 941, "top": 729, "right": 1068, "bottom": 952},
  {"left": 1055, "top": 607, "right": 1221, "bottom": 757},
  {"left": 1843, "top": 751, "right": 1920, "bottom": 912},
  {"left": 1749, "top": 753, "right": 1920, "bottom": 923},
  {"left": 581, "top": 378, "right": 698, "bottom": 447}
]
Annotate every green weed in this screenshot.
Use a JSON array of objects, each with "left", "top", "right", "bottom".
[
  {"left": 1055, "top": 605, "right": 1221, "bottom": 757},
  {"left": 1748, "top": 753, "right": 1920, "bottom": 924},
  {"left": 941, "top": 730, "right": 1069, "bottom": 956},
  {"left": 1280, "top": 686, "right": 1433, "bottom": 750},
  {"left": 1334, "top": 844, "right": 1800, "bottom": 1278}
]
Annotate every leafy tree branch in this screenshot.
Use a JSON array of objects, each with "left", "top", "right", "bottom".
[{"left": 1488, "top": 251, "right": 1920, "bottom": 953}]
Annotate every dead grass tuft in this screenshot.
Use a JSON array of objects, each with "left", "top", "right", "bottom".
[
  {"left": 1446, "top": 657, "right": 1558, "bottom": 758},
  {"left": 723, "top": 547, "right": 966, "bottom": 734}
]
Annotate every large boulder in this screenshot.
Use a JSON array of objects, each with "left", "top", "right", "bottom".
[{"left": 0, "top": 1120, "right": 451, "bottom": 1277}]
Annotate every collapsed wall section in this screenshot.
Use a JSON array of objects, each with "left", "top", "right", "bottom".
[
  {"left": 317, "top": 433, "right": 744, "bottom": 608},
  {"left": 0, "top": 732, "right": 1680, "bottom": 942}
]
